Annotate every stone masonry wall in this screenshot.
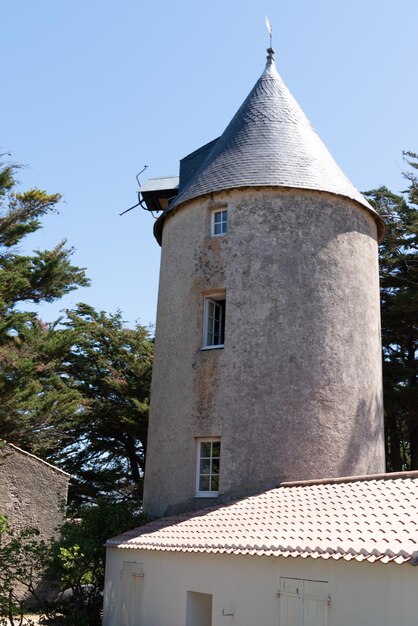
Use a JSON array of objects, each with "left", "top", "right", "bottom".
[
  {"left": 0, "top": 443, "right": 70, "bottom": 601},
  {"left": 0, "top": 443, "right": 69, "bottom": 538}
]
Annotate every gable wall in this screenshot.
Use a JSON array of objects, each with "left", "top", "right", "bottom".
[{"left": 0, "top": 444, "right": 69, "bottom": 542}]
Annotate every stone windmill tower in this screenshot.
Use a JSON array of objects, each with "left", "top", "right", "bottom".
[{"left": 141, "top": 49, "right": 385, "bottom": 518}]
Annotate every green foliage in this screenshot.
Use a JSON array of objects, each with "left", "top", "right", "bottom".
[
  {"left": 0, "top": 158, "right": 89, "bottom": 455},
  {"left": 0, "top": 157, "right": 153, "bottom": 623},
  {"left": 47, "top": 500, "right": 148, "bottom": 626},
  {"left": 0, "top": 318, "right": 84, "bottom": 455},
  {"left": 0, "top": 515, "right": 50, "bottom": 626},
  {"left": 365, "top": 152, "right": 418, "bottom": 470},
  {"left": 0, "top": 166, "right": 88, "bottom": 314},
  {"left": 51, "top": 304, "right": 153, "bottom": 505},
  {"left": 0, "top": 159, "right": 153, "bottom": 503},
  {"left": 0, "top": 502, "right": 148, "bottom": 626}
]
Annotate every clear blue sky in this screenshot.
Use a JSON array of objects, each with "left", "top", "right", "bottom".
[{"left": 1, "top": 0, "right": 417, "bottom": 328}]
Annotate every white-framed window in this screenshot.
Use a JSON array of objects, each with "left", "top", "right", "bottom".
[
  {"left": 211, "top": 208, "right": 228, "bottom": 236},
  {"left": 203, "top": 295, "right": 226, "bottom": 349},
  {"left": 196, "top": 438, "right": 221, "bottom": 497}
]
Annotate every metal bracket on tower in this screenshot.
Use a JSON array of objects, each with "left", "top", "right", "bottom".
[{"left": 119, "top": 165, "right": 149, "bottom": 216}]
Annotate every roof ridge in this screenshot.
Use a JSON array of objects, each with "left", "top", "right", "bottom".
[
  {"left": 1, "top": 441, "right": 70, "bottom": 477},
  {"left": 280, "top": 470, "right": 418, "bottom": 488}
]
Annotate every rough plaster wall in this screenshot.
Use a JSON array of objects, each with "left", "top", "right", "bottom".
[{"left": 143, "top": 188, "right": 384, "bottom": 517}]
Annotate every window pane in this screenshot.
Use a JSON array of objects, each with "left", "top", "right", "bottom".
[
  {"left": 213, "top": 213, "right": 222, "bottom": 235},
  {"left": 206, "top": 301, "right": 215, "bottom": 345},
  {"left": 212, "top": 441, "right": 221, "bottom": 457},
  {"left": 219, "top": 301, "right": 225, "bottom": 345},
  {"left": 200, "top": 442, "right": 212, "bottom": 457},
  {"left": 207, "top": 300, "right": 215, "bottom": 318},
  {"left": 200, "top": 458, "right": 211, "bottom": 474},
  {"left": 213, "top": 303, "right": 221, "bottom": 343},
  {"left": 205, "top": 298, "right": 225, "bottom": 347},
  {"left": 212, "top": 210, "right": 228, "bottom": 236},
  {"left": 197, "top": 439, "right": 221, "bottom": 494},
  {"left": 199, "top": 475, "right": 210, "bottom": 491},
  {"left": 220, "top": 210, "right": 227, "bottom": 234},
  {"left": 210, "top": 475, "right": 219, "bottom": 492}
]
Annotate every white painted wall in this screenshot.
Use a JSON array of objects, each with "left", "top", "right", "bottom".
[{"left": 103, "top": 548, "right": 418, "bottom": 626}]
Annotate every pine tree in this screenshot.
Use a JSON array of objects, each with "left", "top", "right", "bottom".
[
  {"left": 365, "top": 152, "right": 418, "bottom": 470},
  {"left": 0, "top": 159, "right": 89, "bottom": 453},
  {"left": 55, "top": 304, "right": 153, "bottom": 505},
  {"left": 0, "top": 160, "right": 153, "bottom": 504}
]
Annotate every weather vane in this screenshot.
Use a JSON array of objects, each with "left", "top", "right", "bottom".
[{"left": 265, "top": 15, "right": 273, "bottom": 48}]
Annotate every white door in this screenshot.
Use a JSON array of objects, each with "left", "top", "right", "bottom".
[
  {"left": 120, "top": 562, "right": 144, "bottom": 626},
  {"left": 279, "top": 578, "right": 329, "bottom": 626},
  {"left": 279, "top": 578, "right": 302, "bottom": 626}
]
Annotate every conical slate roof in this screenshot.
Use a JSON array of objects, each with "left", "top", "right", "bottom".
[{"left": 155, "top": 50, "right": 383, "bottom": 242}]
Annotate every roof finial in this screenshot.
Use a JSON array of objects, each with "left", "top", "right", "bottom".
[{"left": 265, "top": 16, "right": 275, "bottom": 64}]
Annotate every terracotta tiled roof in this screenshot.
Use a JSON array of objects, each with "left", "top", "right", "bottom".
[{"left": 107, "top": 472, "right": 418, "bottom": 565}]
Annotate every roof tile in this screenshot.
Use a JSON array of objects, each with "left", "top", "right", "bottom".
[{"left": 107, "top": 473, "right": 418, "bottom": 565}]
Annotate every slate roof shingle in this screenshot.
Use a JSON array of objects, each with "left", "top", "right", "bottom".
[
  {"left": 107, "top": 472, "right": 418, "bottom": 566},
  {"left": 154, "top": 51, "right": 384, "bottom": 243}
]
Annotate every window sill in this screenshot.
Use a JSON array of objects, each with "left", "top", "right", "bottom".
[
  {"left": 201, "top": 345, "right": 224, "bottom": 351},
  {"left": 194, "top": 493, "right": 219, "bottom": 499}
]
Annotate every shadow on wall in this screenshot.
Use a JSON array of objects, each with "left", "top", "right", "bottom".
[{"left": 337, "top": 391, "right": 385, "bottom": 476}]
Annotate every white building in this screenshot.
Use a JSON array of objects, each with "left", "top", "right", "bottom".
[{"left": 104, "top": 472, "right": 418, "bottom": 625}]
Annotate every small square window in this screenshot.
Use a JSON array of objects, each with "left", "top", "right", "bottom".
[
  {"left": 196, "top": 438, "right": 221, "bottom": 497},
  {"left": 211, "top": 209, "right": 228, "bottom": 236},
  {"left": 203, "top": 296, "right": 225, "bottom": 349}
]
